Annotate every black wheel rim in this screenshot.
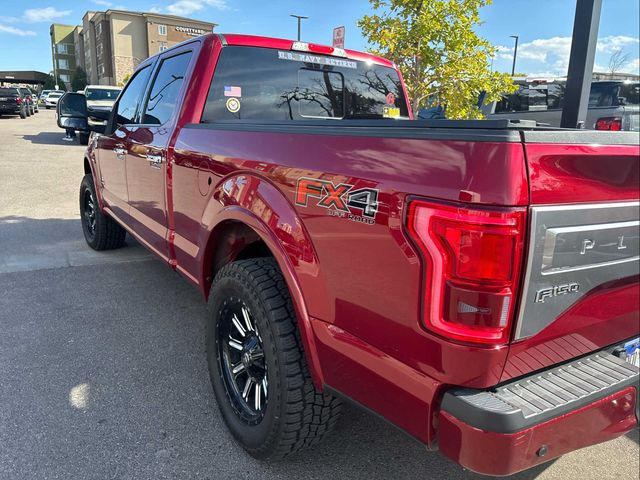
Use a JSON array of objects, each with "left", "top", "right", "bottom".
[
  {"left": 217, "top": 298, "right": 267, "bottom": 424},
  {"left": 83, "top": 189, "right": 96, "bottom": 239}
]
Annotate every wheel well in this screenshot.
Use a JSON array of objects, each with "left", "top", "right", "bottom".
[
  {"left": 205, "top": 221, "right": 273, "bottom": 294},
  {"left": 84, "top": 158, "right": 91, "bottom": 175}
]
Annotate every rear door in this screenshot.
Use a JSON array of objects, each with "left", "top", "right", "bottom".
[
  {"left": 125, "top": 48, "right": 194, "bottom": 260},
  {"left": 96, "top": 64, "right": 153, "bottom": 221},
  {"left": 503, "top": 133, "right": 640, "bottom": 380}
]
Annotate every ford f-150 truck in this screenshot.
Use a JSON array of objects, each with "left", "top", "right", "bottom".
[{"left": 56, "top": 33, "right": 640, "bottom": 476}]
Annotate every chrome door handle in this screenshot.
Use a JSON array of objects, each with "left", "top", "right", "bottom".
[
  {"left": 113, "top": 145, "right": 127, "bottom": 159},
  {"left": 146, "top": 153, "right": 163, "bottom": 167}
]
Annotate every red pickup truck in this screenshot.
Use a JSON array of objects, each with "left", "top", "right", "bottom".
[{"left": 57, "top": 33, "right": 640, "bottom": 476}]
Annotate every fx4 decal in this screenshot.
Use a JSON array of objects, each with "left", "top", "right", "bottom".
[{"left": 295, "top": 177, "right": 380, "bottom": 225}]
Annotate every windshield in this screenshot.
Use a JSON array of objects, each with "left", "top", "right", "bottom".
[
  {"left": 0, "top": 88, "right": 18, "bottom": 95},
  {"left": 49, "top": 93, "right": 63, "bottom": 98},
  {"left": 202, "top": 46, "right": 409, "bottom": 121},
  {"left": 85, "top": 89, "right": 121, "bottom": 101}
]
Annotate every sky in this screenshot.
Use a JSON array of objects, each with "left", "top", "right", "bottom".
[{"left": 0, "top": 0, "right": 638, "bottom": 77}]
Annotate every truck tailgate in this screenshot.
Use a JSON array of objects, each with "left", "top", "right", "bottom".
[{"left": 503, "top": 131, "right": 640, "bottom": 381}]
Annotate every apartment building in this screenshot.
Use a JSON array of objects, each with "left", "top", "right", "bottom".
[
  {"left": 51, "top": 10, "right": 215, "bottom": 87},
  {"left": 81, "top": 10, "right": 216, "bottom": 86},
  {"left": 49, "top": 24, "right": 80, "bottom": 89}
]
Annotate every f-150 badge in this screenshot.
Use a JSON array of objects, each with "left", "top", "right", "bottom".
[
  {"left": 295, "top": 177, "right": 379, "bottom": 225},
  {"left": 534, "top": 283, "right": 580, "bottom": 303}
]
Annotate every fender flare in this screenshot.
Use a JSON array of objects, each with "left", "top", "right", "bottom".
[{"left": 199, "top": 173, "right": 327, "bottom": 388}]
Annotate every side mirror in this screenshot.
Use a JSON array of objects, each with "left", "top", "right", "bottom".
[{"left": 57, "top": 93, "right": 88, "bottom": 131}]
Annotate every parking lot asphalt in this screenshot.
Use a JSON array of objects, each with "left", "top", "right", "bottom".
[{"left": 0, "top": 110, "right": 638, "bottom": 480}]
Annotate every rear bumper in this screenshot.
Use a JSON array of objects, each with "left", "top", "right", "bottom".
[{"left": 438, "top": 349, "right": 639, "bottom": 476}]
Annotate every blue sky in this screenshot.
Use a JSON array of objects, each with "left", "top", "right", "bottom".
[{"left": 1, "top": 0, "right": 638, "bottom": 77}]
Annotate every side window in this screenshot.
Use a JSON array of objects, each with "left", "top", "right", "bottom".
[
  {"left": 142, "top": 51, "right": 192, "bottom": 125},
  {"left": 116, "top": 65, "right": 152, "bottom": 125}
]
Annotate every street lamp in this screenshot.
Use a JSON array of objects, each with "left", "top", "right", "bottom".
[
  {"left": 290, "top": 14, "right": 308, "bottom": 41},
  {"left": 510, "top": 35, "right": 519, "bottom": 76}
]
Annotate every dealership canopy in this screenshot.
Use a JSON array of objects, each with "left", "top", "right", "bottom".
[{"left": 0, "top": 71, "right": 50, "bottom": 86}]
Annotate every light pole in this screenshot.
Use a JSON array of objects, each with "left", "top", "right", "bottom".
[
  {"left": 52, "top": 43, "right": 59, "bottom": 90},
  {"left": 510, "top": 35, "right": 519, "bottom": 76},
  {"left": 290, "top": 14, "right": 308, "bottom": 41}
]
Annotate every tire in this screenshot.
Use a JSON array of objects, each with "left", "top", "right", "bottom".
[
  {"left": 19, "top": 108, "right": 26, "bottom": 119},
  {"left": 207, "top": 258, "right": 341, "bottom": 460},
  {"left": 79, "top": 174, "right": 126, "bottom": 250},
  {"left": 25, "top": 106, "right": 30, "bottom": 117},
  {"left": 78, "top": 131, "right": 90, "bottom": 145}
]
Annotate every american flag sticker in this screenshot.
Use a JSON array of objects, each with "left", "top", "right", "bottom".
[{"left": 224, "top": 85, "right": 242, "bottom": 97}]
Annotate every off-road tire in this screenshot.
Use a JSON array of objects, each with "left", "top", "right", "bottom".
[
  {"left": 207, "top": 258, "right": 342, "bottom": 459},
  {"left": 79, "top": 174, "right": 126, "bottom": 250},
  {"left": 19, "top": 108, "right": 26, "bottom": 119}
]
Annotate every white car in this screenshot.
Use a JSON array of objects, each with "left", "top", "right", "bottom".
[
  {"left": 84, "top": 85, "right": 121, "bottom": 109},
  {"left": 45, "top": 92, "right": 64, "bottom": 109}
]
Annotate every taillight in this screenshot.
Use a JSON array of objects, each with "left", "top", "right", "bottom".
[
  {"left": 291, "top": 41, "right": 347, "bottom": 58},
  {"left": 407, "top": 200, "right": 526, "bottom": 345},
  {"left": 16, "top": 97, "right": 21, "bottom": 104},
  {"left": 595, "top": 117, "right": 622, "bottom": 131}
]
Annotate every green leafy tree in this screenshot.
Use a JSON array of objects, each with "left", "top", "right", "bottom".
[
  {"left": 358, "top": 0, "right": 516, "bottom": 118},
  {"left": 119, "top": 73, "right": 131, "bottom": 87},
  {"left": 71, "top": 67, "right": 88, "bottom": 92},
  {"left": 43, "top": 73, "right": 56, "bottom": 90}
]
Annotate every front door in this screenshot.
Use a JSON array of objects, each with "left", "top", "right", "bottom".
[
  {"left": 125, "top": 50, "right": 193, "bottom": 260},
  {"left": 97, "top": 64, "right": 153, "bottom": 222}
]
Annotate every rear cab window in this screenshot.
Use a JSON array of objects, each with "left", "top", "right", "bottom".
[{"left": 201, "top": 46, "right": 409, "bottom": 122}]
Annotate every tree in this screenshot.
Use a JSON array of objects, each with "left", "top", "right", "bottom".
[
  {"left": 119, "top": 73, "right": 131, "bottom": 87},
  {"left": 43, "top": 73, "right": 56, "bottom": 90},
  {"left": 43, "top": 73, "right": 68, "bottom": 91},
  {"left": 608, "top": 49, "right": 630, "bottom": 77},
  {"left": 358, "top": 0, "right": 516, "bottom": 118},
  {"left": 71, "top": 67, "right": 88, "bottom": 92}
]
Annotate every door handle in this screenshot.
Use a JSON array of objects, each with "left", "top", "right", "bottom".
[
  {"left": 113, "top": 144, "right": 126, "bottom": 159},
  {"left": 146, "top": 153, "right": 163, "bottom": 168}
]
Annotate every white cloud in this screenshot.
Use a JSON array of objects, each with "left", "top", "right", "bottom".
[
  {"left": 496, "top": 35, "right": 640, "bottom": 76},
  {"left": 623, "top": 58, "right": 640, "bottom": 74},
  {"left": 596, "top": 36, "right": 639, "bottom": 54},
  {"left": 24, "top": 7, "right": 72, "bottom": 23},
  {"left": 0, "top": 24, "right": 36, "bottom": 36},
  {"left": 165, "top": 0, "right": 228, "bottom": 16}
]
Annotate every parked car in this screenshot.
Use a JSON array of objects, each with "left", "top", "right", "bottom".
[
  {"left": 18, "top": 87, "right": 38, "bottom": 114},
  {"left": 45, "top": 91, "right": 64, "bottom": 109},
  {"left": 483, "top": 79, "right": 640, "bottom": 130},
  {"left": 39, "top": 90, "right": 53, "bottom": 104},
  {"left": 57, "top": 33, "right": 639, "bottom": 477},
  {"left": 78, "top": 85, "right": 122, "bottom": 144},
  {"left": 0, "top": 87, "right": 27, "bottom": 118}
]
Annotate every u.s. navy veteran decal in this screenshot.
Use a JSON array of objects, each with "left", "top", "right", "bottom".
[
  {"left": 295, "top": 177, "right": 379, "bottom": 225},
  {"left": 278, "top": 51, "right": 357, "bottom": 69}
]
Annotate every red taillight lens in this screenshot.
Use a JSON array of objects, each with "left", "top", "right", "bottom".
[
  {"left": 407, "top": 201, "right": 526, "bottom": 345},
  {"left": 595, "top": 117, "right": 622, "bottom": 131},
  {"left": 16, "top": 97, "right": 21, "bottom": 104}
]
